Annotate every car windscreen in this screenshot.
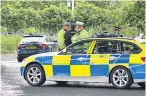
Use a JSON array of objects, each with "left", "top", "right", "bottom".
[{"left": 20, "top": 37, "right": 45, "bottom": 43}]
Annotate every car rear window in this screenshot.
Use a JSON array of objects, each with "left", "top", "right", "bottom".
[{"left": 20, "top": 37, "right": 45, "bottom": 43}]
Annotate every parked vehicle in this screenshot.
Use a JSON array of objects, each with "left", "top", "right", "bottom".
[
  {"left": 20, "top": 37, "right": 145, "bottom": 89},
  {"left": 17, "top": 34, "right": 59, "bottom": 62}
]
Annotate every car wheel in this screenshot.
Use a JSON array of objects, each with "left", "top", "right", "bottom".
[
  {"left": 137, "top": 83, "right": 145, "bottom": 89},
  {"left": 17, "top": 56, "right": 23, "bottom": 62},
  {"left": 110, "top": 66, "right": 133, "bottom": 89},
  {"left": 25, "top": 64, "right": 46, "bottom": 86},
  {"left": 56, "top": 81, "right": 68, "bottom": 85}
]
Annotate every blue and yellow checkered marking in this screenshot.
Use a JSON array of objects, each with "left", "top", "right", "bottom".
[
  {"left": 71, "top": 55, "right": 87, "bottom": 65},
  {"left": 43, "top": 56, "right": 53, "bottom": 65},
  {"left": 90, "top": 54, "right": 109, "bottom": 76},
  {"left": 90, "top": 65, "right": 108, "bottom": 76},
  {"left": 129, "top": 64, "right": 145, "bottom": 79},
  {"left": 90, "top": 54, "right": 110, "bottom": 65},
  {"left": 43, "top": 65, "right": 53, "bottom": 76},
  {"left": 53, "top": 65, "right": 70, "bottom": 76},
  {"left": 21, "top": 53, "right": 145, "bottom": 80},
  {"left": 109, "top": 54, "right": 130, "bottom": 64},
  {"left": 53, "top": 55, "right": 71, "bottom": 65},
  {"left": 36, "top": 57, "right": 43, "bottom": 62},
  {"left": 35, "top": 55, "right": 139, "bottom": 77}
]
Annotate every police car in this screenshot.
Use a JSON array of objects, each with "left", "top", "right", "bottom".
[{"left": 20, "top": 37, "right": 145, "bottom": 89}]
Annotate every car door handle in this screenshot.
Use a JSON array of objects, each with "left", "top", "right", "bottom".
[
  {"left": 109, "top": 56, "right": 118, "bottom": 60},
  {"left": 77, "top": 57, "right": 86, "bottom": 61}
]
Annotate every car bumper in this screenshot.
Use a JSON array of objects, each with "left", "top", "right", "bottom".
[
  {"left": 20, "top": 67, "right": 25, "bottom": 76},
  {"left": 130, "top": 64, "right": 146, "bottom": 83},
  {"left": 17, "top": 50, "right": 49, "bottom": 58},
  {"left": 134, "top": 79, "right": 146, "bottom": 83},
  {"left": 18, "top": 54, "right": 32, "bottom": 58}
]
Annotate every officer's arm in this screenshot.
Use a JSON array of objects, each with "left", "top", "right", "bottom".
[
  {"left": 71, "top": 35, "right": 77, "bottom": 44},
  {"left": 57, "top": 31, "right": 65, "bottom": 49},
  {"left": 81, "top": 30, "right": 89, "bottom": 39}
]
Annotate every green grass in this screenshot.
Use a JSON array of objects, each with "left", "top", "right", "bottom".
[{"left": 1, "top": 35, "right": 22, "bottom": 53}]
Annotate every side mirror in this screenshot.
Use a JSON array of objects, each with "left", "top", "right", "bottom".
[
  {"left": 66, "top": 48, "right": 73, "bottom": 54},
  {"left": 61, "top": 48, "right": 72, "bottom": 54}
]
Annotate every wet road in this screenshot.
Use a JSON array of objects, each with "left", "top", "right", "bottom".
[{"left": 1, "top": 54, "right": 145, "bottom": 96}]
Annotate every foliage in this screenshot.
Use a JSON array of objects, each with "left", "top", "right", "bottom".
[
  {"left": 22, "top": 27, "right": 36, "bottom": 34},
  {"left": 1, "top": 1, "right": 145, "bottom": 35},
  {"left": 124, "top": 1, "right": 145, "bottom": 34}
]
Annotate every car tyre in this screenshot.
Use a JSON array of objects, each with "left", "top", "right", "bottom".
[
  {"left": 110, "top": 66, "right": 133, "bottom": 89},
  {"left": 25, "top": 64, "right": 46, "bottom": 86},
  {"left": 137, "top": 83, "right": 145, "bottom": 89},
  {"left": 17, "top": 56, "right": 23, "bottom": 62},
  {"left": 56, "top": 81, "right": 68, "bottom": 85}
]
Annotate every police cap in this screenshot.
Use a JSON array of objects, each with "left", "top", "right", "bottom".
[
  {"left": 76, "top": 21, "right": 84, "bottom": 26},
  {"left": 63, "top": 22, "right": 70, "bottom": 26}
]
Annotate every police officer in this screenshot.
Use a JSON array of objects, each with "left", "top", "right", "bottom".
[
  {"left": 72, "top": 21, "right": 89, "bottom": 43},
  {"left": 113, "top": 26, "right": 123, "bottom": 37},
  {"left": 57, "top": 22, "right": 70, "bottom": 50},
  {"left": 101, "top": 26, "right": 108, "bottom": 33},
  {"left": 64, "top": 23, "right": 72, "bottom": 47}
]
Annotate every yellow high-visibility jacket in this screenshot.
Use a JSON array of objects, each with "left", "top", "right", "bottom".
[
  {"left": 72, "top": 29, "right": 89, "bottom": 43},
  {"left": 57, "top": 29, "right": 65, "bottom": 49}
]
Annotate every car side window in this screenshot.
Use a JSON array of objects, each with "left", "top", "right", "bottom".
[
  {"left": 45, "top": 38, "right": 49, "bottom": 42},
  {"left": 93, "top": 40, "right": 115, "bottom": 54},
  {"left": 111, "top": 41, "right": 121, "bottom": 54},
  {"left": 66, "top": 40, "right": 93, "bottom": 54},
  {"left": 120, "top": 42, "right": 141, "bottom": 54}
]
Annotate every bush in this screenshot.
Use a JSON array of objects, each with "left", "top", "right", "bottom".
[
  {"left": 1, "top": 35, "right": 22, "bottom": 53},
  {"left": 22, "top": 27, "right": 36, "bottom": 33}
]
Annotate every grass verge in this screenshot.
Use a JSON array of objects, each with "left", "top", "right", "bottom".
[{"left": 1, "top": 35, "right": 22, "bottom": 53}]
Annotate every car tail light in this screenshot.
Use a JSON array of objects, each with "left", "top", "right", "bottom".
[
  {"left": 18, "top": 44, "right": 23, "bottom": 48},
  {"left": 141, "top": 57, "right": 146, "bottom": 63},
  {"left": 39, "top": 44, "right": 48, "bottom": 49}
]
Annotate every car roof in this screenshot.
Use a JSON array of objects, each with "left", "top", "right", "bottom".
[{"left": 23, "top": 34, "right": 44, "bottom": 37}]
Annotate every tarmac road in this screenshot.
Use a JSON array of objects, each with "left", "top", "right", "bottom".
[{"left": 1, "top": 54, "right": 145, "bottom": 96}]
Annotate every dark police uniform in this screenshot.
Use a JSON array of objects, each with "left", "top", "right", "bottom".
[{"left": 64, "top": 30, "right": 72, "bottom": 47}]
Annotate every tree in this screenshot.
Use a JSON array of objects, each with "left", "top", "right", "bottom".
[
  {"left": 1, "top": 1, "right": 145, "bottom": 36},
  {"left": 124, "top": 1, "right": 145, "bottom": 34},
  {"left": 39, "top": 4, "right": 72, "bottom": 33}
]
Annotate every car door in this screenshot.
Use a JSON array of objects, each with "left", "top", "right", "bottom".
[
  {"left": 88, "top": 40, "right": 114, "bottom": 78},
  {"left": 52, "top": 40, "right": 94, "bottom": 77},
  {"left": 108, "top": 41, "right": 131, "bottom": 71},
  {"left": 89, "top": 40, "right": 130, "bottom": 77}
]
